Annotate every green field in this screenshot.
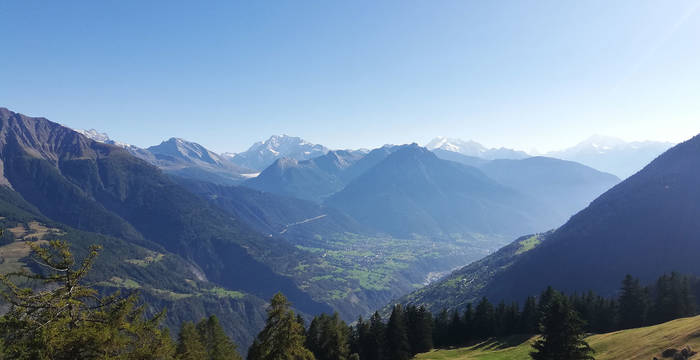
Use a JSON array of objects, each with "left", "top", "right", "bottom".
[{"left": 415, "top": 315, "right": 700, "bottom": 360}]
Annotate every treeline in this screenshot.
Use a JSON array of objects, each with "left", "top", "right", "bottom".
[
  {"left": 243, "top": 272, "right": 699, "bottom": 360},
  {"left": 0, "top": 240, "right": 243, "bottom": 360},
  {"left": 432, "top": 272, "right": 698, "bottom": 349}
]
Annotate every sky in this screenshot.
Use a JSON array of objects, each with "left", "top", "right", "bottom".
[{"left": 1, "top": 1, "right": 699, "bottom": 154}]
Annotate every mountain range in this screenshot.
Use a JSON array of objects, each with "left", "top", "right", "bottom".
[
  {"left": 398, "top": 133, "right": 700, "bottom": 312},
  {"left": 547, "top": 134, "right": 674, "bottom": 179},
  {"left": 227, "top": 134, "right": 330, "bottom": 171},
  {"left": 4, "top": 106, "right": 683, "bottom": 353},
  {"left": 426, "top": 137, "right": 530, "bottom": 160}
]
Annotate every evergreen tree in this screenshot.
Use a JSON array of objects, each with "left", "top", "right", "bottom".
[
  {"left": 247, "top": 292, "right": 314, "bottom": 360},
  {"left": 520, "top": 296, "right": 539, "bottom": 334},
  {"left": 414, "top": 306, "right": 433, "bottom": 354},
  {"left": 305, "top": 313, "right": 349, "bottom": 360},
  {"left": 618, "top": 275, "right": 648, "bottom": 329},
  {"left": 177, "top": 322, "right": 207, "bottom": 360},
  {"left": 530, "top": 292, "right": 594, "bottom": 360},
  {"left": 432, "top": 309, "right": 449, "bottom": 348},
  {"left": 349, "top": 316, "right": 367, "bottom": 358},
  {"left": 462, "top": 303, "right": 474, "bottom": 344},
  {"left": 365, "top": 312, "right": 386, "bottom": 360},
  {"left": 447, "top": 309, "right": 462, "bottom": 346},
  {"left": 473, "top": 297, "right": 495, "bottom": 339},
  {"left": 503, "top": 302, "right": 520, "bottom": 336},
  {"left": 386, "top": 305, "right": 411, "bottom": 360},
  {"left": 0, "top": 240, "right": 174, "bottom": 359},
  {"left": 196, "top": 315, "right": 243, "bottom": 360}
]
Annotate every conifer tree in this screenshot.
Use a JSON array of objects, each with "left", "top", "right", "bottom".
[
  {"left": 196, "top": 315, "right": 242, "bottom": 360},
  {"left": 520, "top": 296, "right": 539, "bottom": 334},
  {"left": 530, "top": 292, "right": 594, "bottom": 360},
  {"left": 247, "top": 292, "right": 314, "bottom": 360},
  {"left": 462, "top": 303, "right": 474, "bottom": 344},
  {"left": 618, "top": 275, "right": 647, "bottom": 329},
  {"left": 386, "top": 305, "right": 411, "bottom": 360},
  {"left": 447, "top": 309, "right": 462, "bottom": 346},
  {"left": 365, "top": 312, "right": 386, "bottom": 360},
  {"left": 474, "top": 297, "right": 495, "bottom": 339},
  {"left": 177, "top": 322, "right": 207, "bottom": 360},
  {"left": 0, "top": 240, "right": 174, "bottom": 359},
  {"left": 414, "top": 306, "right": 433, "bottom": 354},
  {"left": 305, "top": 313, "right": 349, "bottom": 360},
  {"left": 432, "top": 309, "right": 449, "bottom": 348}
]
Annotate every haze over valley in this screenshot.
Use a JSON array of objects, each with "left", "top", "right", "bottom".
[{"left": 2, "top": 1, "right": 700, "bottom": 359}]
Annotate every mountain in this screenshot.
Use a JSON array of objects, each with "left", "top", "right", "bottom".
[
  {"left": 229, "top": 135, "right": 329, "bottom": 171},
  {"left": 547, "top": 135, "right": 674, "bottom": 179},
  {"left": 244, "top": 150, "right": 361, "bottom": 203},
  {"left": 431, "top": 148, "right": 488, "bottom": 167},
  {"left": 326, "top": 144, "right": 553, "bottom": 239},
  {"left": 244, "top": 148, "right": 385, "bottom": 203},
  {"left": 174, "top": 177, "right": 367, "bottom": 241},
  {"left": 143, "top": 137, "right": 255, "bottom": 184},
  {"left": 0, "top": 185, "right": 268, "bottom": 350},
  {"left": 3, "top": 108, "right": 500, "bottom": 349},
  {"left": 477, "top": 157, "right": 620, "bottom": 225},
  {"left": 426, "top": 137, "right": 529, "bottom": 160},
  {"left": 399, "top": 133, "right": 700, "bottom": 310},
  {"left": 75, "top": 129, "right": 256, "bottom": 185},
  {"left": 0, "top": 107, "right": 340, "bottom": 350}
]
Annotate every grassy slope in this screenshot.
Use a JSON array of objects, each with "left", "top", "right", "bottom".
[{"left": 415, "top": 315, "right": 700, "bottom": 360}]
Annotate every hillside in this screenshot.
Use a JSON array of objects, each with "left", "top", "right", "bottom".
[
  {"left": 244, "top": 150, "right": 362, "bottom": 203},
  {"left": 174, "top": 177, "right": 367, "bottom": 241},
  {"left": 0, "top": 185, "right": 268, "bottom": 350},
  {"left": 477, "top": 157, "right": 619, "bottom": 225},
  {"left": 175, "top": 176, "right": 494, "bottom": 320},
  {"left": 415, "top": 315, "right": 700, "bottom": 360},
  {"left": 1, "top": 108, "right": 508, "bottom": 346},
  {"left": 399, "top": 133, "right": 700, "bottom": 311},
  {"left": 77, "top": 130, "right": 255, "bottom": 185},
  {"left": 326, "top": 144, "right": 553, "bottom": 239}
]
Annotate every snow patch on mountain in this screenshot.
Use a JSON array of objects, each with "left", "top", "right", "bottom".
[{"left": 426, "top": 137, "right": 529, "bottom": 160}]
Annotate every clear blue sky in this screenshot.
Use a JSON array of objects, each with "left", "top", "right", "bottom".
[{"left": 1, "top": 1, "right": 699, "bottom": 153}]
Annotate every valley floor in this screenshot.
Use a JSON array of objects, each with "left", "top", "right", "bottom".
[{"left": 415, "top": 315, "right": 700, "bottom": 360}]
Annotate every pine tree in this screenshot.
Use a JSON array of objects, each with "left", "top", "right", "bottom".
[
  {"left": 433, "top": 309, "right": 449, "bottom": 348},
  {"left": 530, "top": 292, "right": 594, "bottom": 360},
  {"left": 177, "top": 322, "right": 207, "bottom": 360},
  {"left": 447, "top": 309, "right": 462, "bottom": 346},
  {"left": 365, "top": 312, "right": 386, "bottom": 360},
  {"left": 196, "top": 315, "right": 242, "bottom": 360},
  {"left": 247, "top": 292, "right": 315, "bottom": 360},
  {"left": 386, "top": 305, "right": 411, "bottom": 360},
  {"left": 462, "top": 303, "right": 474, "bottom": 344},
  {"left": 349, "top": 316, "right": 367, "bottom": 358},
  {"left": 414, "top": 306, "right": 433, "bottom": 354},
  {"left": 520, "top": 296, "right": 539, "bottom": 334},
  {"left": 473, "top": 297, "right": 495, "bottom": 339},
  {"left": 618, "top": 275, "right": 647, "bottom": 329},
  {"left": 305, "top": 313, "right": 349, "bottom": 360}
]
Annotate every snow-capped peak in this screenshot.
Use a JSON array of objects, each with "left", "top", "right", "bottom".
[
  {"left": 228, "top": 135, "right": 330, "bottom": 171},
  {"left": 75, "top": 128, "right": 132, "bottom": 148}
]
